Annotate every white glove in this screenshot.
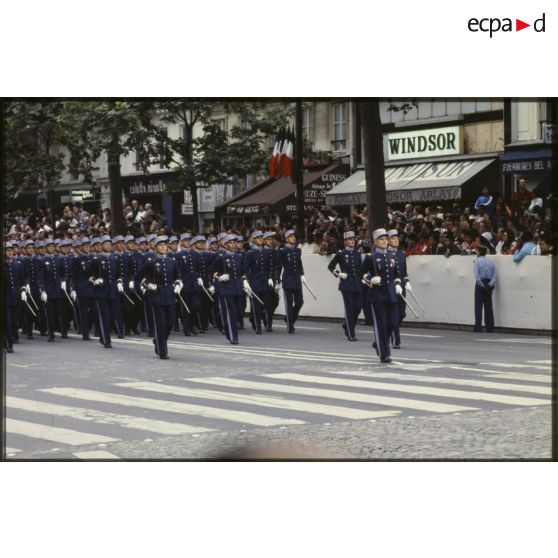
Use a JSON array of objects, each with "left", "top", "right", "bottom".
[
  {"left": 371, "top": 276, "right": 381, "bottom": 286},
  {"left": 208, "top": 285, "right": 215, "bottom": 295},
  {"left": 268, "top": 278, "right": 274, "bottom": 288},
  {"left": 301, "top": 275, "right": 306, "bottom": 284},
  {"left": 41, "top": 292, "right": 48, "bottom": 303},
  {"left": 197, "top": 278, "right": 204, "bottom": 286},
  {"left": 174, "top": 284, "right": 181, "bottom": 295},
  {"left": 218, "top": 274, "right": 230, "bottom": 282},
  {"left": 140, "top": 286, "right": 146, "bottom": 295},
  {"left": 128, "top": 280, "right": 135, "bottom": 290},
  {"left": 61, "top": 280, "right": 67, "bottom": 291},
  {"left": 117, "top": 281, "right": 124, "bottom": 293},
  {"left": 395, "top": 284, "right": 403, "bottom": 296},
  {"left": 147, "top": 283, "right": 157, "bottom": 291},
  {"left": 338, "top": 272, "right": 348, "bottom": 280},
  {"left": 94, "top": 278, "right": 104, "bottom": 286},
  {"left": 26, "top": 284, "right": 31, "bottom": 294},
  {"left": 242, "top": 279, "right": 250, "bottom": 290},
  {"left": 405, "top": 281, "right": 412, "bottom": 293},
  {"left": 275, "top": 283, "right": 281, "bottom": 293},
  {"left": 71, "top": 290, "right": 77, "bottom": 302},
  {"left": 21, "top": 291, "right": 27, "bottom": 302}
]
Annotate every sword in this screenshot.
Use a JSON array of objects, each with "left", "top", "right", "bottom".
[
  {"left": 200, "top": 283, "right": 214, "bottom": 302},
  {"left": 398, "top": 293, "right": 420, "bottom": 319},
  {"left": 407, "top": 289, "right": 425, "bottom": 313},
  {"left": 24, "top": 300, "right": 37, "bottom": 318},
  {"left": 245, "top": 286, "right": 264, "bottom": 306},
  {"left": 121, "top": 291, "right": 136, "bottom": 305},
  {"left": 176, "top": 292, "right": 191, "bottom": 314},
  {"left": 27, "top": 291, "right": 39, "bottom": 312},
  {"left": 133, "top": 289, "right": 143, "bottom": 302},
  {"left": 62, "top": 287, "right": 75, "bottom": 307},
  {"left": 302, "top": 280, "right": 317, "bottom": 301}
]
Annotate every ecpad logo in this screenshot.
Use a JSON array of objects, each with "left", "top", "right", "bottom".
[{"left": 468, "top": 13, "right": 546, "bottom": 37}]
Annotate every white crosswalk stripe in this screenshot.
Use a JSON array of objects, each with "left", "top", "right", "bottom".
[
  {"left": 264, "top": 373, "right": 550, "bottom": 407},
  {"left": 72, "top": 450, "right": 120, "bottom": 459},
  {"left": 113, "top": 381, "right": 402, "bottom": 421},
  {"left": 6, "top": 447, "right": 22, "bottom": 455},
  {"left": 38, "top": 387, "right": 305, "bottom": 427},
  {"left": 187, "top": 377, "right": 478, "bottom": 413},
  {"left": 7, "top": 396, "right": 214, "bottom": 436},
  {"left": 6, "top": 418, "right": 120, "bottom": 446}
]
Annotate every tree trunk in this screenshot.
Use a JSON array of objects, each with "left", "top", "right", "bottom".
[
  {"left": 191, "top": 182, "right": 199, "bottom": 232},
  {"left": 107, "top": 139, "right": 124, "bottom": 235},
  {"left": 358, "top": 100, "right": 387, "bottom": 232}
]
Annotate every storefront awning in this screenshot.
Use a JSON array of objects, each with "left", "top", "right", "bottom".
[
  {"left": 222, "top": 164, "right": 349, "bottom": 216},
  {"left": 326, "top": 158, "right": 497, "bottom": 205},
  {"left": 500, "top": 147, "right": 554, "bottom": 174}
]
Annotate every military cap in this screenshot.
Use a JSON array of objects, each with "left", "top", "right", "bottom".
[
  {"left": 43, "top": 238, "right": 55, "bottom": 247},
  {"left": 372, "top": 228, "right": 388, "bottom": 241},
  {"left": 344, "top": 231, "right": 356, "bottom": 240},
  {"left": 284, "top": 229, "right": 295, "bottom": 239},
  {"left": 136, "top": 237, "right": 147, "bottom": 244},
  {"left": 207, "top": 236, "right": 217, "bottom": 244},
  {"left": 263, "top": 231, "right": 276, "bottom": 240},
  {"left": 23, "top": 239, "right": 34, "bottom": 247},
  {"left": 168, "top": 236, "right": 178, "bottom": 244},
  {"left": 124, "top": 235, "right": 135, "bottom": 243},
  {"left": 251, "top": 230, "right": 264, "bottom": 239},
  {"left": 112, "top": 235, "right": 125, "bottom": 244},
  {"left": 80, "top": 236, "right": 91, "bottom": 245},
  {"left": 147, "top": 234, "right": 157, "bottom": 242},
  {"left": 387, "top": 229, "right": 399, "bottom": 238},
  {"left": 100, "top": 235, "right": 112, "bottom": 244},
  {"left": 223, "top": 234, "right": 237, "bottom": 244},
  {"left": 217, "top": 232, "right": 228, "bottom": 241},
  {"left": 191, "top": 235, "right": 206, "bottom": 244},
  {"left": 154, "top": 235, "right": 169, "bottom": 245},
  {"left": 180, "top": 233, "right": 192, "bottom": 241}
]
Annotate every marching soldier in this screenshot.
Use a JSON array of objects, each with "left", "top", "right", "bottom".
[
  {"left": 387, "top": 229, "right": 412, "bottom": 349},
  {"left": 175, "top": 235, "right": 202, "bottom": 336},
  {"left": 37, "top": 238, "right": 69, "bottom": 342},
  {"left": 244, "top": 231, "right": 269, "bottom": 335},
  {"left": 20, "top": 239, "right": 42, "bottom": 339},
  {"left": 362, "top": 228, "right": 401, "bottom": 363},
  {"left": 72, "top": 237, "right": 97, "bottom": 341},
  {"left": 211, "top": 234, "right": 245, "bottom": 344},
  {"left": 327, "top": 231, "right": 363, "bottom": 341},
  {"left": 279, "top": 229, "right": 305, "bottom": 334},
  {"left": 192, "top": 235, "right": 212, "bottom": 332},
  {"left": 4, "top": 241, "right": 28, "bottom": 353},
  {"left": 263, "top": 231, "right": 281, "bottom": 332},
  {"left": 139, "top": 235, "right": 181, "bottom": 359},
  {"left": 124, "top": 235, "right": 142, "bottom": 334}
]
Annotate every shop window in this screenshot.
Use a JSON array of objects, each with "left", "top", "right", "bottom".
[{"left": 302, "top": 104, "right": 315, "bottom": 143}]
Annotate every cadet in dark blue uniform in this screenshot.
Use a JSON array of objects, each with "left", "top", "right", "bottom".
[
  {"left": 20, "top": 239, "right": 41, "bottom": 339},
  {"left": 4, "top": 242, "right": 27, "bottom": 352},
  {"left": 140, "top": 236, "right": 181, "bottom": 359},
  {"left": 175, "top": 235, "right": 202, "bottom": 336},
  {"left": 327, "top": 231, "right": 363, "bottom": 341},
  {"left": 211, "top": 234, "right": 245, "bottom": 344},
  {"left": 109, "top": 235, "right": 129, "bottom": 338},
  {"left": 263, "top": 232, "right": 281, "bottom": 332},
  {"left": 279, "top": 230, "right": 305, "bottom": 334},
  {"left": 124, "top": 235, "right": 142, "bottom": 334},
  {"left": 205, "top": 236, "right": 219, "bottom": 328},
  {"left": 135, "top": 236, "right": 150, "bottom": 334},
  {"left": 191, "top": 235, "right": 212, "bottom": 332},
  {"left": 362, "top": 228, "right": 401, "bottom": 363},
  {"left": 72, "top": 237, "right": 97, "bottom": 340},
  {"left": 387, "top": 229, "right": 412, "bottom": 349},
  {"left": 244, "top": 231, "right": 270, "bottom": 335},
  {"left": 37, "top": 238, "right": 69, "bottom": 342}
]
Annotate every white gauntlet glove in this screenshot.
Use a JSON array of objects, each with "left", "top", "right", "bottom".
[
  {"left": 218, "top": 274, "right": 230, "bottom": 282},
  {"left": 26, "top": 284, "right": 31, "bottom": 294},
  {"left": 140, "top": 286, "right": 146, "bottom": 295},
  {"left": 197, "top": 278, "right": 204, "bottom": 286},
  {"left": 242, "top": 279, "right": 250, "bottom": 290},
  {"left": 71, "top": 290, "right": 77, "bottom": 302},
  {"left": 338, "top": 272, "right": 348, "bottom": 280},
  {"left": 41, "top": 291, "right": 48, "bottom": 303},
  {"left": 208, "top": 285, "right": 215, "bottom": 295},
  {"left": 117, "top": 280, "right": 124, "bottom": 293},
  {"left": 268, "top": 278, "right": 274, "bottom": 288},
  {"left": 395, "top": 284, "right": 403, "bottom": 296},
  {"left": 128, "top": 280, "right": 135, "bottom": 290},
  {"left": 21, "top": 290, "right": 27, "bottom": 302},
  {"left": 61, "top": 281, "right": 67, "bottom": 291},
  {"left": 371, "top": 276, "right": 381, "bottom": 286},
  {"left": 173, "top": 280, "right": 182, "bottom": 295},
  {"left": 93, "top": 278, "right": 104, "bottom": 286},
  {"left": 275, "top": 281, "right": 281, "bottom": 292},
  {"left": 405, "top": 281, "right": 412, "bottom": 293},
  {"left": 147, "top": 283, "right": 157, "bottom": 291},
  {"left": 301, "top": 275, "right": 306, "bottom": 284}
]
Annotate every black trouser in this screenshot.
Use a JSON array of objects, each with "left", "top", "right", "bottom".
[
  {"left": 283, "top": 288, "right": 304, "bottom": 332},
  {"left": 125, "top": 290, "right": 143, "bottom": 333},
  {"left": 78, "top": 296, "right": 97, "bottom": 339},
  {"left": 179, "top": 291, "right": 202, "bottom": 334},
  {"left": 95, "top": 297, "right": 113, "bottom": 346},
  {"left": 111, "top": 295, "right": 125, "bottom": 337},
  {"left": 474, "top": 280, "right": 494, "bottom": 332},
  {"left": 249, "top": 291, "right": 267, "bottom": 333},
  {"left": 220, "top": 294, "right": 240, "bottom": 344},
  {"left": 341, "top": 290, "right": 363, "bottom": 339},
  {"left": 151, "top": 303, "right": 174, "bottom": 357},
  {"left": 369, "top": 300, "right": 398, "bottom": 359},
  {"left": 5, "top": 304, "right": 18, "bottom": 349},
  {"left": 45, "top": 298, "right": 67, "bottom": 340},
  {"left": 391, "top": 289, "right": 407, "bottom": 346}
]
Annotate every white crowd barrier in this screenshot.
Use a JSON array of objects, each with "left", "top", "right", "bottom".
[{"left": 274, "top": 254, "right": 553, "bottom": 331}]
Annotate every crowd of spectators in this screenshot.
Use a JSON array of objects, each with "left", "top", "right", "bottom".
[{"left": 4, "top": 180, "right": 555, "bottom": 263}]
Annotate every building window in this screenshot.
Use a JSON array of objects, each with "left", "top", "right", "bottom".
[
  {"left": 302, "top": 105, "right": 314, "bottom": 143},
  {"left": 213, "top": 118, "right": 227, "bottom": 132},
  {"left": 332, "top": 103, "right": 347, "bottom": 150}
]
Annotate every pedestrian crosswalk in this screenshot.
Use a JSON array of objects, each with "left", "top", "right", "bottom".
[{"left": 5, "top": 358, "right": 551, "bottom": 459}]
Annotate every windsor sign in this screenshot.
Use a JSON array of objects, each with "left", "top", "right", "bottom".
[{"left": 386, "top": 126, "right": 464, "bottom": 161}]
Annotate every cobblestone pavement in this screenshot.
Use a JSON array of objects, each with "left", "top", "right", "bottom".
[{"left": 4, "top": 320, "right": 553, "bottom": 460}]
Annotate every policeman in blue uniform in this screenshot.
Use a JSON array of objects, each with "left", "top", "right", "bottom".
[
  {"left": 205, "top": 236, "right": 219, "bottom": 328},
  {"left": 279, "top": 229, "right": 305, "bottom": 334},
  {"left": 244, "top": 231, "right": 270, "bottom": 334},
  {"left": 473, "top": 245, "right": 496, "bottom": 332},
  {"left": 135, "top": 236, "right": 150, "bottom": 333},
  {"left": 263, "top": 231, "right": 281, "bottom": 332},
  {"left": 140, "top": 235, "right": 181, "bottom": 359},
  {"left": 327, "top": 231, "right": 363, "bottom": 341},
  {"left": 58, "top": 239, "right": 78, "bottom": 334},
  {"left": 38, "top": 238, "right": 69, "bottom": 342},
  {"left": 20, "top": 239, "right": 41, "bottom": 339},
  {"left": 124, "top": 235, "right": 142, "bottom": 334},
  {"left": 109, "top": 235, "right": 129, "bottom": 338},
  {"left": 387, "top": 229, "right": 412, "bottom": 349},
  {"left": 142, "top": 234, "right": 158, "bottom": 337},
  {"left": 362, "top": 228, "right": 401, "bottom": 363},
  {"left": 4, "top": 242, "right": 27, "bottom": 352},
  {"left": 192, "top": 235, "right": 212, "bottom": 332},
  {"left": 175, "top": 234, "right": 202, "bottom": 336},
  {"left": 211, "top": 234, "right": 245, "bottom": 344}
]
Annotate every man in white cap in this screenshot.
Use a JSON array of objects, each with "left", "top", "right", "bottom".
[
  {"left": 279, "top": 229, "right": 305, "bottom": 333},
  {"left": 327, "top": 231, "right": 364, "bottom": 341},
  {"left": 362, "top": 228, "right": 401, "bottom": 363}
]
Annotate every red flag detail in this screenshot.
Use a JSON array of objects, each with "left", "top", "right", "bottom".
[{"left": 516, "top": 19, "right": 530, "bottom": 31}]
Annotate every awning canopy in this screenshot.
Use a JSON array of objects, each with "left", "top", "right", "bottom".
[
  {"left": 326, "top": 158, "right": 497, "bottom": 205},
  {"left": 500, "top": 147, "right": 554, "bottom": 174},
  {"left": 222, "top": 164, "right": 348, "bottom": 216}
]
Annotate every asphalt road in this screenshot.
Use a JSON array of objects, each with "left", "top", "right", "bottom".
[{"left": 4, "top": 319, "right": 553, "bottom": 459}]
